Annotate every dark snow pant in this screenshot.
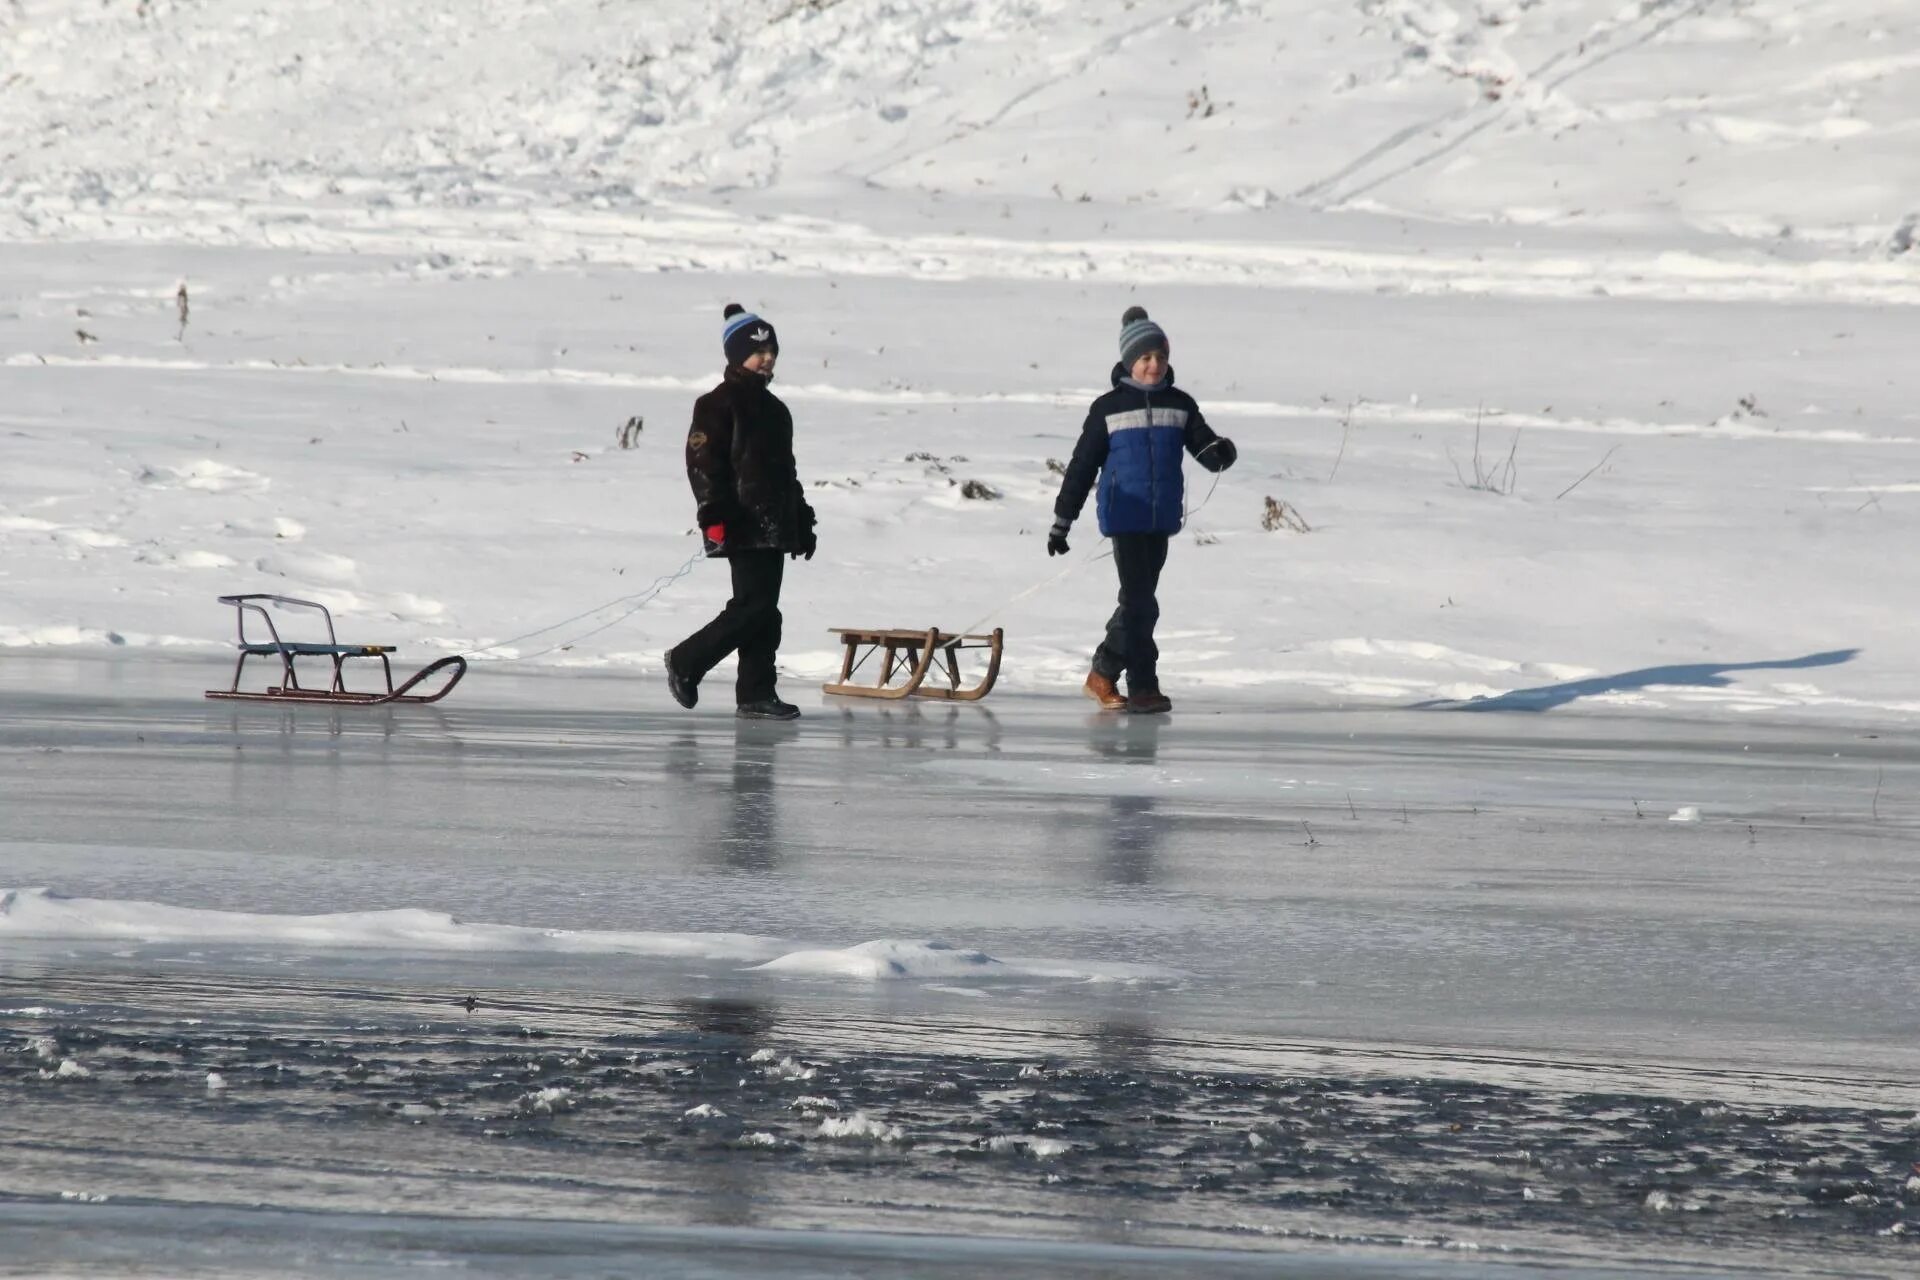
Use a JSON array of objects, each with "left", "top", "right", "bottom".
[
  {"left": 675, "top": 550, "right": 785, "bottom": 704},
  {"left": 1091, "top": 533, "right": 1169, "bottom": 692}
]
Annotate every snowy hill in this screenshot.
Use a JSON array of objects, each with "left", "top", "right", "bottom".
[
  {"left": 2, "top": 0, "right": 1917, "bottom": 718},
  {"left": 6, "top": 0, "right": 1915, "bottom": 249}
]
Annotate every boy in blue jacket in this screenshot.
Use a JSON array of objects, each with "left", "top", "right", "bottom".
[{"left": 1049, "top": 307, "right": 1237, "bottom": 713}]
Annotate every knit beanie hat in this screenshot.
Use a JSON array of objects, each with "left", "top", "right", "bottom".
[
  {"left": 1118, "top": 305, "right": 1168, "bottom": 367},
  {"left": 722, "top": 303, "right": 778, "bottom": 366}
]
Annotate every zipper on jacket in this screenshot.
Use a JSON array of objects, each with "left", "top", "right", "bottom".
[{"left": 1142, "top": 384, "right": 1158, "bottom": 526}]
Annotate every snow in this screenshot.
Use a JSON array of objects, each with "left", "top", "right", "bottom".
[
  {"left": 0, "top": 0, "right": 1916, "bottom": 721},
  {"left": 753, "top": 938, "right": 1177, "bottom": 983},
  {"left": 755, "top": 939, "right": 1001, "bottom": 980},
  {"left": 0, "top": 887, "right": 1171, "bottom": 989},
  {"left": 0, "top": 886, "right": 784, "bottom": 962},
  {"left": 817, "top": 1113, "right": 905, "bottom": 1143}
]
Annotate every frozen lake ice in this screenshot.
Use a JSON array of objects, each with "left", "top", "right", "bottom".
[{"left": 4, "top": 655, "right": 1916, "bottom": 1275}]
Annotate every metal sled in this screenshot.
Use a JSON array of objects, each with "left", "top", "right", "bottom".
[
  {"left": 822, "top": 626, "right": 1003, "bottom": 702},
  {"left": 205, "top": 594, "right": 466, "bottom": 706}
]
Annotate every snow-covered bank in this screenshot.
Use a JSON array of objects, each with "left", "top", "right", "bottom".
[
  {"left": 2, "top": 1, "right": 1917, "bottom": 724},
  {"left": 4, "top": 254, "right": 1916, "bottom": 723}
]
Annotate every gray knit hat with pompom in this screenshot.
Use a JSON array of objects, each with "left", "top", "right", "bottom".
[{"left": 1118, "top": 305, "right": 1168, "bottom": 367}]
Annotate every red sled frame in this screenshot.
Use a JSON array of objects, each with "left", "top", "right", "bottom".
[{"left": 204, "top": 594, "right": 466, "bottom": 706}]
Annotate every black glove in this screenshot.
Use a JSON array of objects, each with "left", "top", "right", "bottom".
[
  {"left": 795, "top": 528, "right": 817, "bottom": 561},
  {"left": 1046, "top": 519, "right": 1071, "bottom": 557},
  {"left": 1199, "top": 437, "right": 1237, "bottom": 473}
]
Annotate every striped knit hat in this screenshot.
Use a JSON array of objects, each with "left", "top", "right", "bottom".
[
  {"left": 1118, "top": 305, "right": 1168, "bottom": 367},
  {"left": 722, "top": 303, "right": 778, "bottom": 366}
]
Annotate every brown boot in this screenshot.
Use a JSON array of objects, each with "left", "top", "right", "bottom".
[
  {"left": 1127, "top": 686, "right": 1173, "bottom": 715},
  {"left": 1083, "top": 671, "right": 1127, "bottom": 710}
]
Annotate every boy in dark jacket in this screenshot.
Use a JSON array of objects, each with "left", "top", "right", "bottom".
[
  {"left": 665, "top": 304, "right": 817, "bottom": 720},
  {"left": 1049, "top": 306, "right": 1237, "bottom": 714}
]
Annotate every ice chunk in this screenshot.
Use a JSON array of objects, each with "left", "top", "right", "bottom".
[
  {"left": 817, "top": 1112, "right": 903, "bottom": 1143},
  {"left": 755, "top": 939, "right": 1000, "bottom": 980}
]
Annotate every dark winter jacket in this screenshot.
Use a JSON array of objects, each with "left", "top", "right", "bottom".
[
  {"left": 1054, "top": 364, "right": 1231, "bottom": 537},
  {"left": 686, "top": 366, "right": 816, "bottom": 556}
]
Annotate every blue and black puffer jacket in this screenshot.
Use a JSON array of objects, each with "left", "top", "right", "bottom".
[{"left": 1053, "top": 364, "right": 1231, "bottom": 537}]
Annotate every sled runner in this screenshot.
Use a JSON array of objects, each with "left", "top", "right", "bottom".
[
  {"left": 204, "top": 594, "right": 466, "bottom": 706},
  {"left": 822, "top": 626, "right": 1004, "bottom": 701}
]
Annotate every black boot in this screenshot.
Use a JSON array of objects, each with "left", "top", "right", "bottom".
[
  {"left": 736, "top": 696, "right": 800, "bottom": 721},
  {"left": 664, "top": 649, "right": 698, "bottom": 710}
]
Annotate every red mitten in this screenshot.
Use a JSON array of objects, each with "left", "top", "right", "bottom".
[{"left": 703, "top": 523, "right": 726, "bottom": 547}]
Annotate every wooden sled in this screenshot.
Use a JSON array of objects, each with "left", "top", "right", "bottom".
[
  {"left": 205, "top": 594, "right": 466, "bottom": 706},
  {"left": 822, "top": 626, "right": 1003, "bottom": 702}
]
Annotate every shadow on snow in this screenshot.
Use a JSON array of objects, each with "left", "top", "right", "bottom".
[{"left": 1411, "top": 648, "right": 1861, "bottom": 713}]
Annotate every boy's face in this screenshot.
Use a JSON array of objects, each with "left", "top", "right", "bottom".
[
  {"left": 742, "top": 347, "right": 777, "bottom": 374},
  {"left": 1130, "top": 347, "right": 1168, "bottom": 384}
]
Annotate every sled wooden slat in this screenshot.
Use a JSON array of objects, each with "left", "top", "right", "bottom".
[{"left": 822, "top": 626, "right": 1004, "bottom": 702}]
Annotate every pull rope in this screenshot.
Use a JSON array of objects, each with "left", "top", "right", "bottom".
[
  {"left": 960, "top": 541, "right": 1112, "bottom": 636},
  {"left": 963, "top": 447, "right": 1229, "bottom": 637},
  {"left": 1181, "top": 441, "right": 1228, "bottom": 530},
  {"left": 460, "top": 442, "right": 1229, "bottom": 661},
  {"left": 465, "top": 551, "right": 703, "bottom": 663}
]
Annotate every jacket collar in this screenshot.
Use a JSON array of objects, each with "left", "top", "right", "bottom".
[
  {"left": 724, "top": 364, "right": 773, "bottom": 389},
  {"left": 1110, "top": 361, "right": 1174, "bottom": 393}
]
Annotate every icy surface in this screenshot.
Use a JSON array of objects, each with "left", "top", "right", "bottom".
[{"left": 4, "top": 664, "right": 1917, "bottom": 1079}]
